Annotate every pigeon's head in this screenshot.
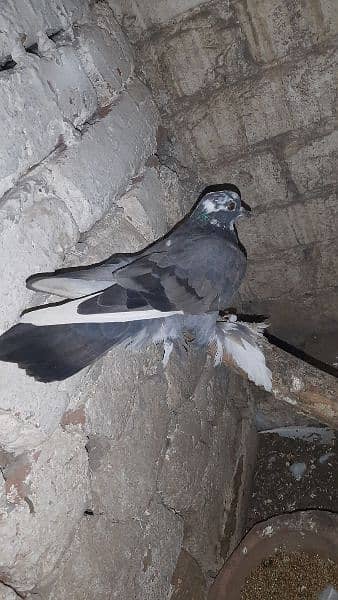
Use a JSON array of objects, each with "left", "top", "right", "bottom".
[{"left": 193, "top": 186, "right": 249, "bottom": 230}]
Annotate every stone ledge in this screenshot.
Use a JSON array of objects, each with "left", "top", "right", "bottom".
[
  {"left": 0, "top": 0, "right": 90, "bottom": 63},
  {"left": 0, "top": 12, "right": 139, "bottom": 199},
  {"left": 74, "top": 19, "right": 134, "bottom": 107}
]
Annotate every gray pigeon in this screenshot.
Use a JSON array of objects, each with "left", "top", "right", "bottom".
[{"left": 0, "top": 185, "right": 271, "bottom": 389}]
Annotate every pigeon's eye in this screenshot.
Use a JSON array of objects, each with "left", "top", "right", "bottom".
[{"left": 227, "top": 201, "right": 236, "bottom": 211}]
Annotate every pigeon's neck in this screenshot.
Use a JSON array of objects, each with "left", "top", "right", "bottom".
[{"left": 190, "top": 212, "right": 237, "bottom": 239}]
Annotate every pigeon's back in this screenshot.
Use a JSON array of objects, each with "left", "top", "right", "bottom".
[
  {"left": 159, "top": 222, "right": 247, "bottom": 311},
  {"left": 110, "top": 221, "right": 247, "bottom": 315}
]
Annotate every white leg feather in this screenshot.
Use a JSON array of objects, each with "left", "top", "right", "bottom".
[
  {"left": 162, "top": 340, "right": 174, "bottom": 366},
  {"left": 214, "top": 321, "right": 272, "bottom": 391}
]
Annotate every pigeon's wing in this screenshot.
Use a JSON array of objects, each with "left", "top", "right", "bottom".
[
  {"left": 26, "top": 253, "right": 136, "bottom": 299},
  {"left": 21, "top": 231, "right": 245, "bottom": 327},
  {"left": 80, "top": 231, "right": 246, "bottom": 315},
  {"left": 114, "top": 231, "right": 246, "bottom": 312},
  {"left": 0, "top": 231, "right": 246, "bottom": 382},
  {"left": 25, "top": 225, "right": 184, "bottom": 299}
]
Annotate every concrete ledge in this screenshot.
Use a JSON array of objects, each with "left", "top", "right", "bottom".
[
  {"left": 44, "top": 78, "right": 159, "bottom": 231},
  {"left": 0, "top": 0, "right": 89, "bottom": 63},
  {"left": 75, "top": 20, "right": 134, "bottom": 106}
]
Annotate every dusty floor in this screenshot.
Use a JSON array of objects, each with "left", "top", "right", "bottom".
[{"left": 246, "top": 427, "right": 337, "bottom": 530}]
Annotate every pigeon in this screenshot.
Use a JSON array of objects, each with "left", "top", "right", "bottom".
[{"left": 0, "top": 185, "right": 272, "bottom": 389}]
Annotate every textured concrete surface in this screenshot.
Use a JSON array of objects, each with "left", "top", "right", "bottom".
[
  {"left": 0, "top": 3, "right": 195, "bottom": 597},
  {"left": 0, "top": 583, "right": 20, "bottom": 599},
  {"left": 35, "top": 503, "right": 184, "bottom": 600},
  {"left": 118, "top": 0, "right": 338, "bottom": 364},
  {"left": 0, "top": 5, "right": 254, "bottom": 590},
  {"left": 0, "top": 0, "right": 90, "bottom": 63},
  {"left": 5, "top": 0, "right": 331, "bottom": 597},
  {"left": 0, "top": 429, "right": 89, "bottom": 591}
]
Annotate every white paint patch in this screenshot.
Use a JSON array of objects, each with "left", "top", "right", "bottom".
[
  {"left": 21, "top": 294, "right": 183, "bottom": 326},
  {"left": 165, "top": 239, "right": 172, "bottom": 247}
]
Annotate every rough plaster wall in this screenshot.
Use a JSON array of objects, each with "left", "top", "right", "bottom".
[
  {"left": 0, "top": 2, "right": 256, "bottom": 598},
  {"left": 112, "top": 0, "right": 338, "bottom": 365}
]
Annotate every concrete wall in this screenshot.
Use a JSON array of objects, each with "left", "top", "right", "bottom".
[
  {"left": 114, "top": 0, "right": 338, "bottom": 363},
  {"left": 0, "top": 2, "right": 255, "bottom": 598}
]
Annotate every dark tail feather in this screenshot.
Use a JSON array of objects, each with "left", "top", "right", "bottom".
[{"left": 0, "top": 321, "right": 143, "bottom": 382}]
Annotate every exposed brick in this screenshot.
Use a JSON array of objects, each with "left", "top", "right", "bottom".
[
  {"left": 238, "top": 207, "right": 299, "bottom": 257},
  {"left": 172, "top": 92, "right": 247, "bottom": 167},
  {"left": 241, "top": 237, "right": 338, "bottom": 301},
  {"left": 141, "top": 23, "right": 250, "bottom": 101},
  {"left": 61, "top": 406, "right": 86, "bottom": 428},
  {"left": 0, "top": 180, "right": 79, "bottom": 331},
  {"left": 74, "top": 21, "right": 134, "bottom": 107},
  {"left": 44, "top": 79, "right": 159, "bottom": 232},
  {"left": 39, "top": 44, "right": 97, "bottom": 127},
  {"left": 241, "top": 248, "right": 307, "bottom": 300},
  {"left": 288, "top": 193, "right": 337, "bottom": 245},
  {"left": 238, "top": 192, "right": 337, "bottom": 258},
  {"left": 110, "top": 0, "right": 211, "bottom": 37},
  {"left": 0, "top": 429, "right": 89, "bottom": 592},
  {"left": 285, "top": 129, "right": 338, "bottom": 193},
  {"left": 319, "top": 0, "right": 338, "bottom": 37},
  {"left": 235, "top": 0, "right": 337, "bottom": 63},
  {"left": 208, "top": 151, "right": 290, "bottom": 208},
  {"left": 238, "top": 52, "right": 336, "bottom": 144},
  {"left": 0, "top": 63, "right": 69, "bottom": 198},
  {"left": 116, "top": 168, "right": 170, "bottom": 240}
]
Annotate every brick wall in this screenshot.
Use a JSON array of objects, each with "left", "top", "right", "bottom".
[
  {"left": 0, "top": 2, "right": 255, "bottom": 598},
  {"left": 114, "top": 0, "right": 338, "bottom": 361}
]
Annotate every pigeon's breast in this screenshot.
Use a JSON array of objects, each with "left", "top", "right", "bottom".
[{"left": 216, "top": 240, "right": 247, "bottom": 310}]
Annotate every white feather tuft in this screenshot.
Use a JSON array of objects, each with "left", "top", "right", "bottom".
[
  {"left": 213, "top": 320, "right": 272, "bottom": 391},
  {"left": 214, "top": 336, "right": 224, "bottom": 365},
  {"left": 162, "top": 340, "right": 174, "bottom": 366}
]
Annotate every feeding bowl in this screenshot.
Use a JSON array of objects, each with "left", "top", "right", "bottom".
[{"left": 209, "top": 511, "right": 338, "bottom": 600}]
